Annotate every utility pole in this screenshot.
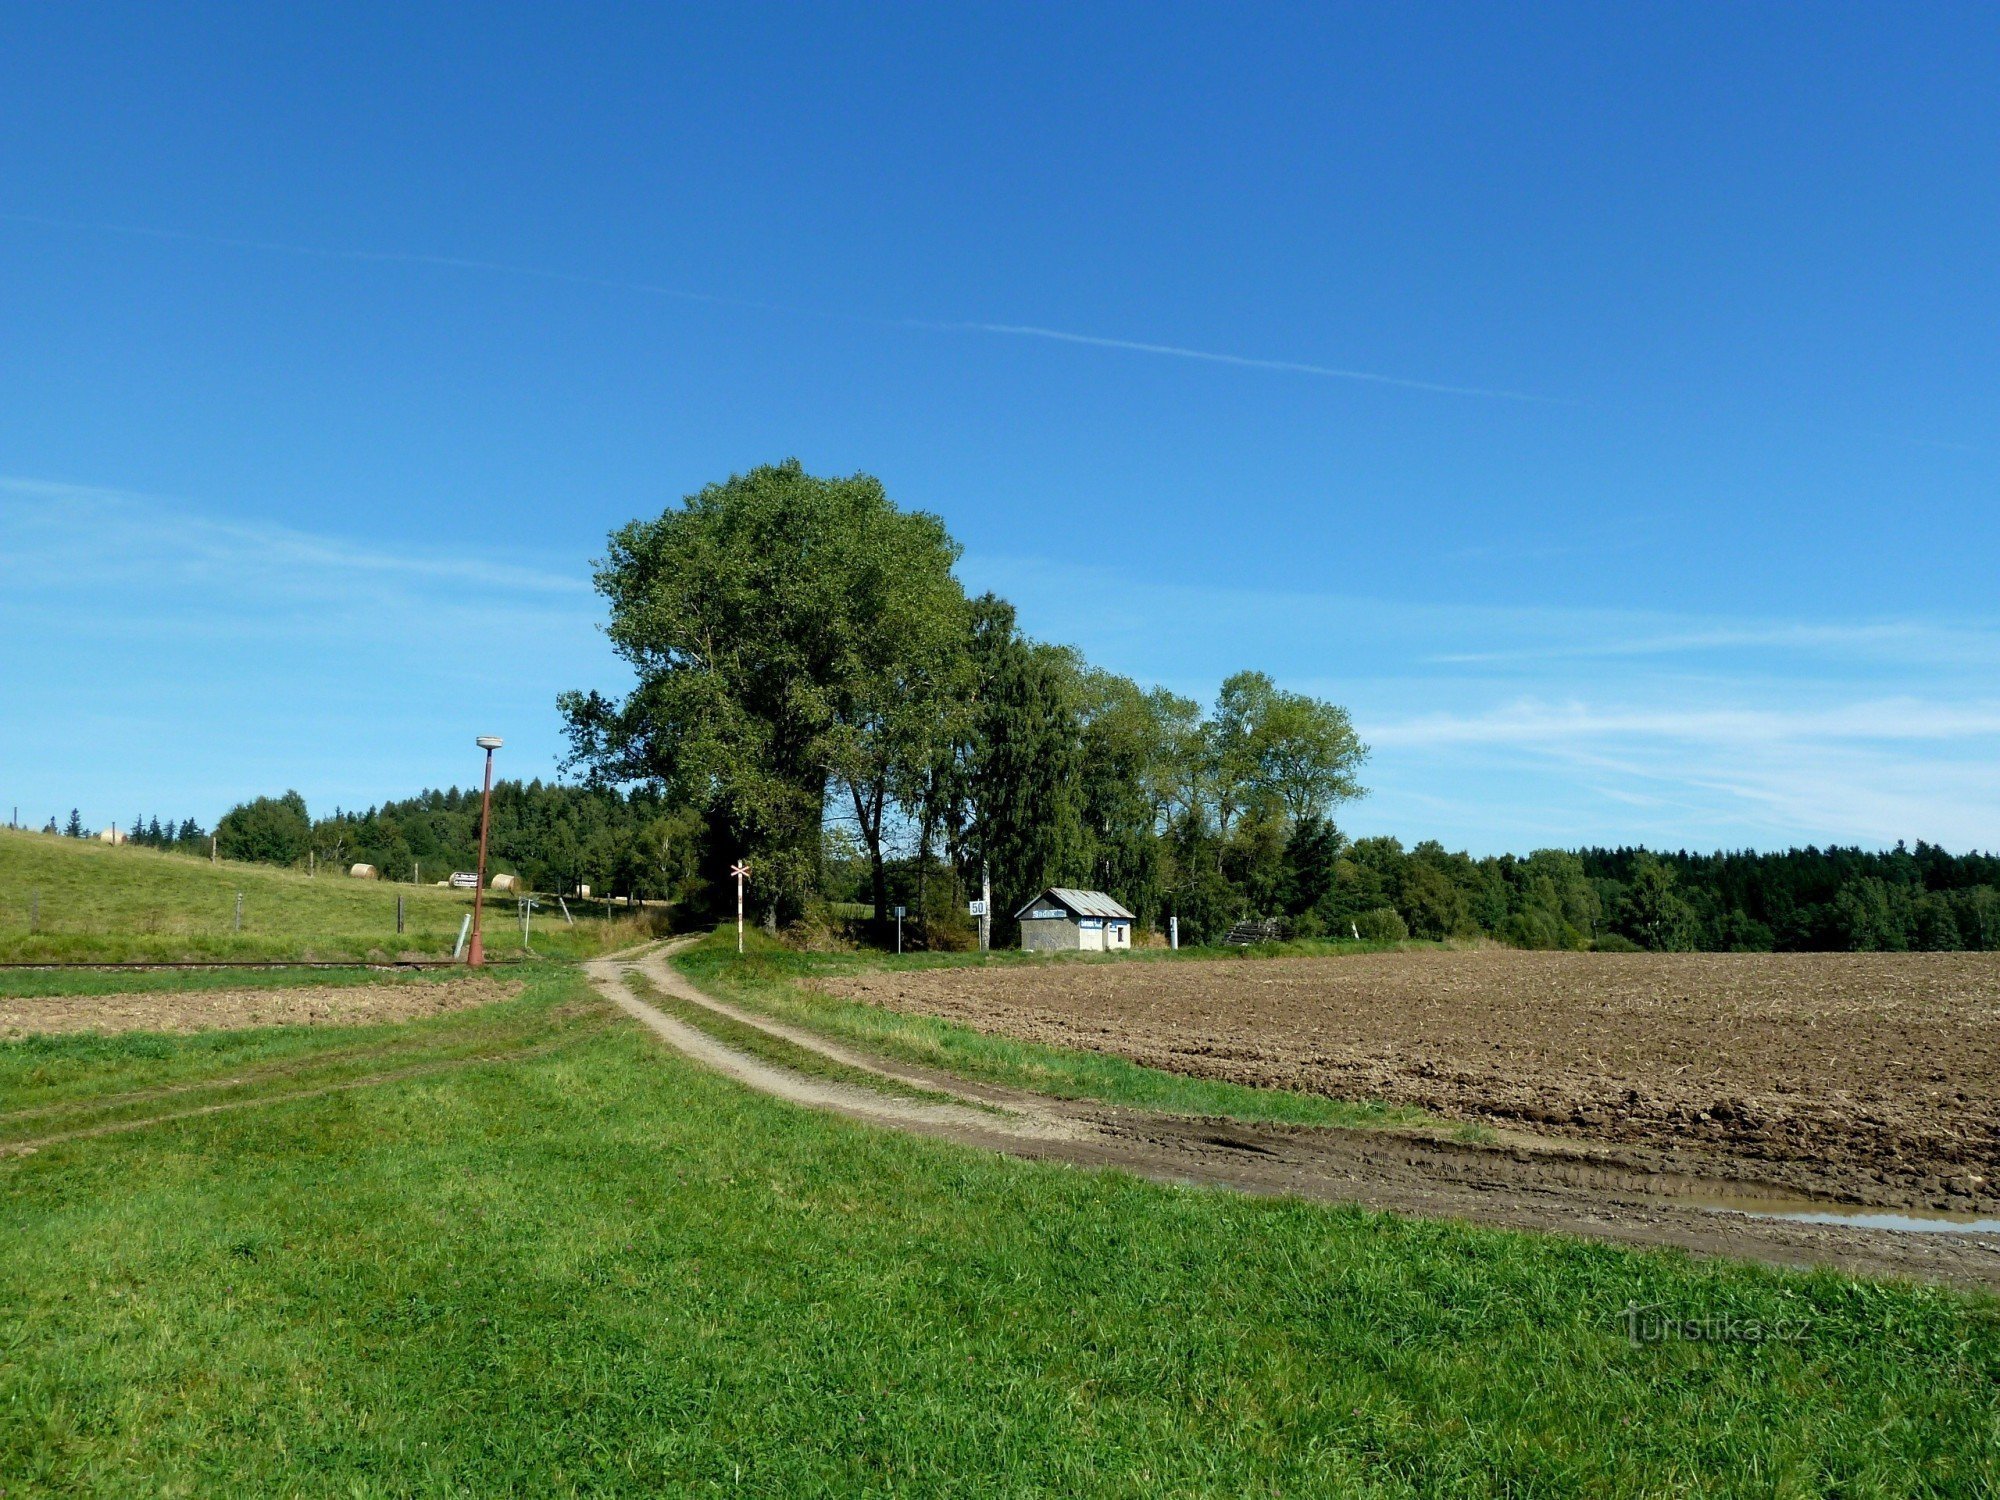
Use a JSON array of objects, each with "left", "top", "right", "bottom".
[
  {"left": 980, "top": 860, "right": 992, "bottom": 953},
  {"left": 468, "top": 736, "right": 502, "bottom": 966}
]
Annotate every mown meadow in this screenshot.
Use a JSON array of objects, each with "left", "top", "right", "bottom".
[{"left": 2, "top": 953, "right": 1995, "bottom": 1495}]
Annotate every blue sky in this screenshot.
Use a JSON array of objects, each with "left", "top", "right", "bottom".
[{"left": 2, "top": 4, "right": 1995, "bottom": 852}]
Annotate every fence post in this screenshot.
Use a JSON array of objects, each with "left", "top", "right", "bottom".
[
  {"left": 29, "top": 889, "right": 38, "bottom": 933},
  {"left": 396, "top": 895, "right": 406, "bottom": 934},
  {"left": 234, "top": 891, "right": 244, "bottom": 932}
]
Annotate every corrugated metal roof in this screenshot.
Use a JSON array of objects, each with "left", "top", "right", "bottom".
[{"left": 1013, "top": 887, "right": 1136, "bottom": 920}]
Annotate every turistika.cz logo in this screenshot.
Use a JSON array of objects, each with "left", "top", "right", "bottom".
[{"left": 1619, "top": 1301, "right": 1811, "bottom": 1346}]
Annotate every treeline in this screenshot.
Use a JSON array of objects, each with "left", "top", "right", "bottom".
[
  {"left": 36, "top": 809, "right": 211, "bottom": 849},
  {"left": 206, "top": 785, "right": 703, "bottom": 905},
  {"left": 1576, "top": 845, "right": 2000, "bottom": 953},
  {"left": 187, "top": 779, "right": 2000, "bottom": 952}
]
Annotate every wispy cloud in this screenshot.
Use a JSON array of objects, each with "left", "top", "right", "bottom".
[
  {"left": 1426, "top": 620, "right": 2000, "bottom": 667},
  {"left": 1364, "top": 697, "right": 2000, "bottom": 847},
  {"left": 0, "top": 474, "right": 615, "bottom": 823},
  {"left": 1368, "top": 697, "right": 2000, "bottom": 749},
  {"left": 0, "top": 211, "right": 781, "bottom": 316},
  {"left": 1, "top": 210, "right": 1556, "bottom": 405},
  {"left": 969, "top": 552, "right": 2000, "bottom": 849},
  {"left": 0, "top": 476, "right": 592, "bottom": 598}
]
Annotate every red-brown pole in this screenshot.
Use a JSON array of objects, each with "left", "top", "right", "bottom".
[{"left": 468, "top": 743, "right": 497, "bottom": 966}]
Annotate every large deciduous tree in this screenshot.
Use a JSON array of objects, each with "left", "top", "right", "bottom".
[
  {"left": 1209, "top": 670, "right": 1369, "bottom": 828},
  {"left": 560, "top": 460, "right": 971, "bottom": 925},
  {"left": 216, "top": 791, "right": 312, "bottom": 867}
]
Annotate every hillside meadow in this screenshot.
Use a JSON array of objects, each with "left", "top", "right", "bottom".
[{"left": 0, "top": 827, "right": 654, "bottom": 963}]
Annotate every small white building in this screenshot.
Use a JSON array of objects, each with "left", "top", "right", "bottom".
[{"left": 1015, "top": 888, "right": 1136, "bottom": 953}]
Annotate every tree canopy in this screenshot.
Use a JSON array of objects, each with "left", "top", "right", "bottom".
[{"left": 561, "top": 459, "right": 972, "bottom": 924}]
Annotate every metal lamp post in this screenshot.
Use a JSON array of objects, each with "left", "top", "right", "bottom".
[{"left": 468, "top": 735, "right": 503, "bottom": 966}]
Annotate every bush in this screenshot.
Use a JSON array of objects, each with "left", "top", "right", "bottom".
[
  {"left": 1591, "top": 933, "right": 1643, "bottom": 953},
  {"left": 1500, "top": 908, "right": 1587, "bottom": 951},
  {"left": 1352, "top": 907, "right": 1409, "bottom": 943}
]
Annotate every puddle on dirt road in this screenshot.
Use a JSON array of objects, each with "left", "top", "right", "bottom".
[{"left": 1691, "top": 1193, "right": 2000, "bottom": 1234}]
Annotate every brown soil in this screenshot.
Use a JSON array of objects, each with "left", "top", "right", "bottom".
[
  {"left": 815, "top": 951, "right": 2000, "bottom": 1214},
  {"left": 609, "top": 948, "right": 2000, "bottom": 1291},
  {"left": 0, "top": 975, "right": 524, "bottom": 1038}
]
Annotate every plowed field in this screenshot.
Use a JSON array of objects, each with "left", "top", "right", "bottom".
[{"left": 816, "top": 951, "right": 2000, "bottom": 1212}]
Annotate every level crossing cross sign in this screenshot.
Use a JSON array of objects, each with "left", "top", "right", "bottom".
[{"left": 730, "top": 862, "right": 751, "bottom": 952}]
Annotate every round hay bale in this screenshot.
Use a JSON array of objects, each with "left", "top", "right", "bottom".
[
  {"left": 490, "top": 872, "right": 522, "bottom": 892},
  {"left": 347, "top": 862, "right": 379, "bottom": 880}
]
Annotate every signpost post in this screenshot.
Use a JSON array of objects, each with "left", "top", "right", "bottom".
[
  {"left": 894, "top": 903, "right": 906, "bottom": 954},
  {"left": 730, "top": 861, "right": 751, "bottom": 953}
]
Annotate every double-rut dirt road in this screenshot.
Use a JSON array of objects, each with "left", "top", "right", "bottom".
[{"left": 597, "top": 946, "right": 2000, "bottom": 1292}]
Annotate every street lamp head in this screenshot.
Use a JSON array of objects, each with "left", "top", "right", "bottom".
[{"left": 476, "top": 736, "right": 504, "bottom": 751}]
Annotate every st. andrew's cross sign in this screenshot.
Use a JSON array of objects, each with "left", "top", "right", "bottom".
[{"left": 730, "top": 862, "right": 751, "bottom": 953}]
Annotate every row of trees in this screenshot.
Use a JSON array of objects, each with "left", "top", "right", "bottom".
[
  {"left": 557, "top": 460, "right": 1369, "bottom": 943},
  {"left": 205, "top": 784, "right": 705, "bottom": 908},
  {"left": 190, "top": 773, "right": 2000, "bottom": 952},
  {"left": 37, "top": 810, "right": 210, "bottom": 847}
]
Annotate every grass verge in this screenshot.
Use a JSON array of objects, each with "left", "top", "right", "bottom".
[
  {"left": 671, "top": 929, "right": 1436, "bottom": 1130},
  {"left": 1, "top": 961, "right": 1994, "bottom": 1494}
]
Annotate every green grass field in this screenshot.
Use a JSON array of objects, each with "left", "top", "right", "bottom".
[
  {"left": 0, "top": 827, "right": 657, "bottom": 963},
  {"left": 3, "top": 960, "right": 1996, "bottom": 1494}
]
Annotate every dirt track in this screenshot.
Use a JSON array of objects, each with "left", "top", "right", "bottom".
[
  {"left": 816, "top": 950, "right": 2000, "bottom": 1214},
  {"left": 0, "top": 975, "right": 523, "bottom": 1037},
  {"left": 609, "top": 948, "right": 2000, "bottom": 1291}
]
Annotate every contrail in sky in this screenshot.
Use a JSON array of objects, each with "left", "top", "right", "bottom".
[
  {"left": 0, "top": 210, "right": 1557, "bottom": 403},
  {"left": 907, "top": 320, "right": 1564, "bottom": 402},
  {"left": 0, "top": 211, "right": 781, "bottom": 312}
]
